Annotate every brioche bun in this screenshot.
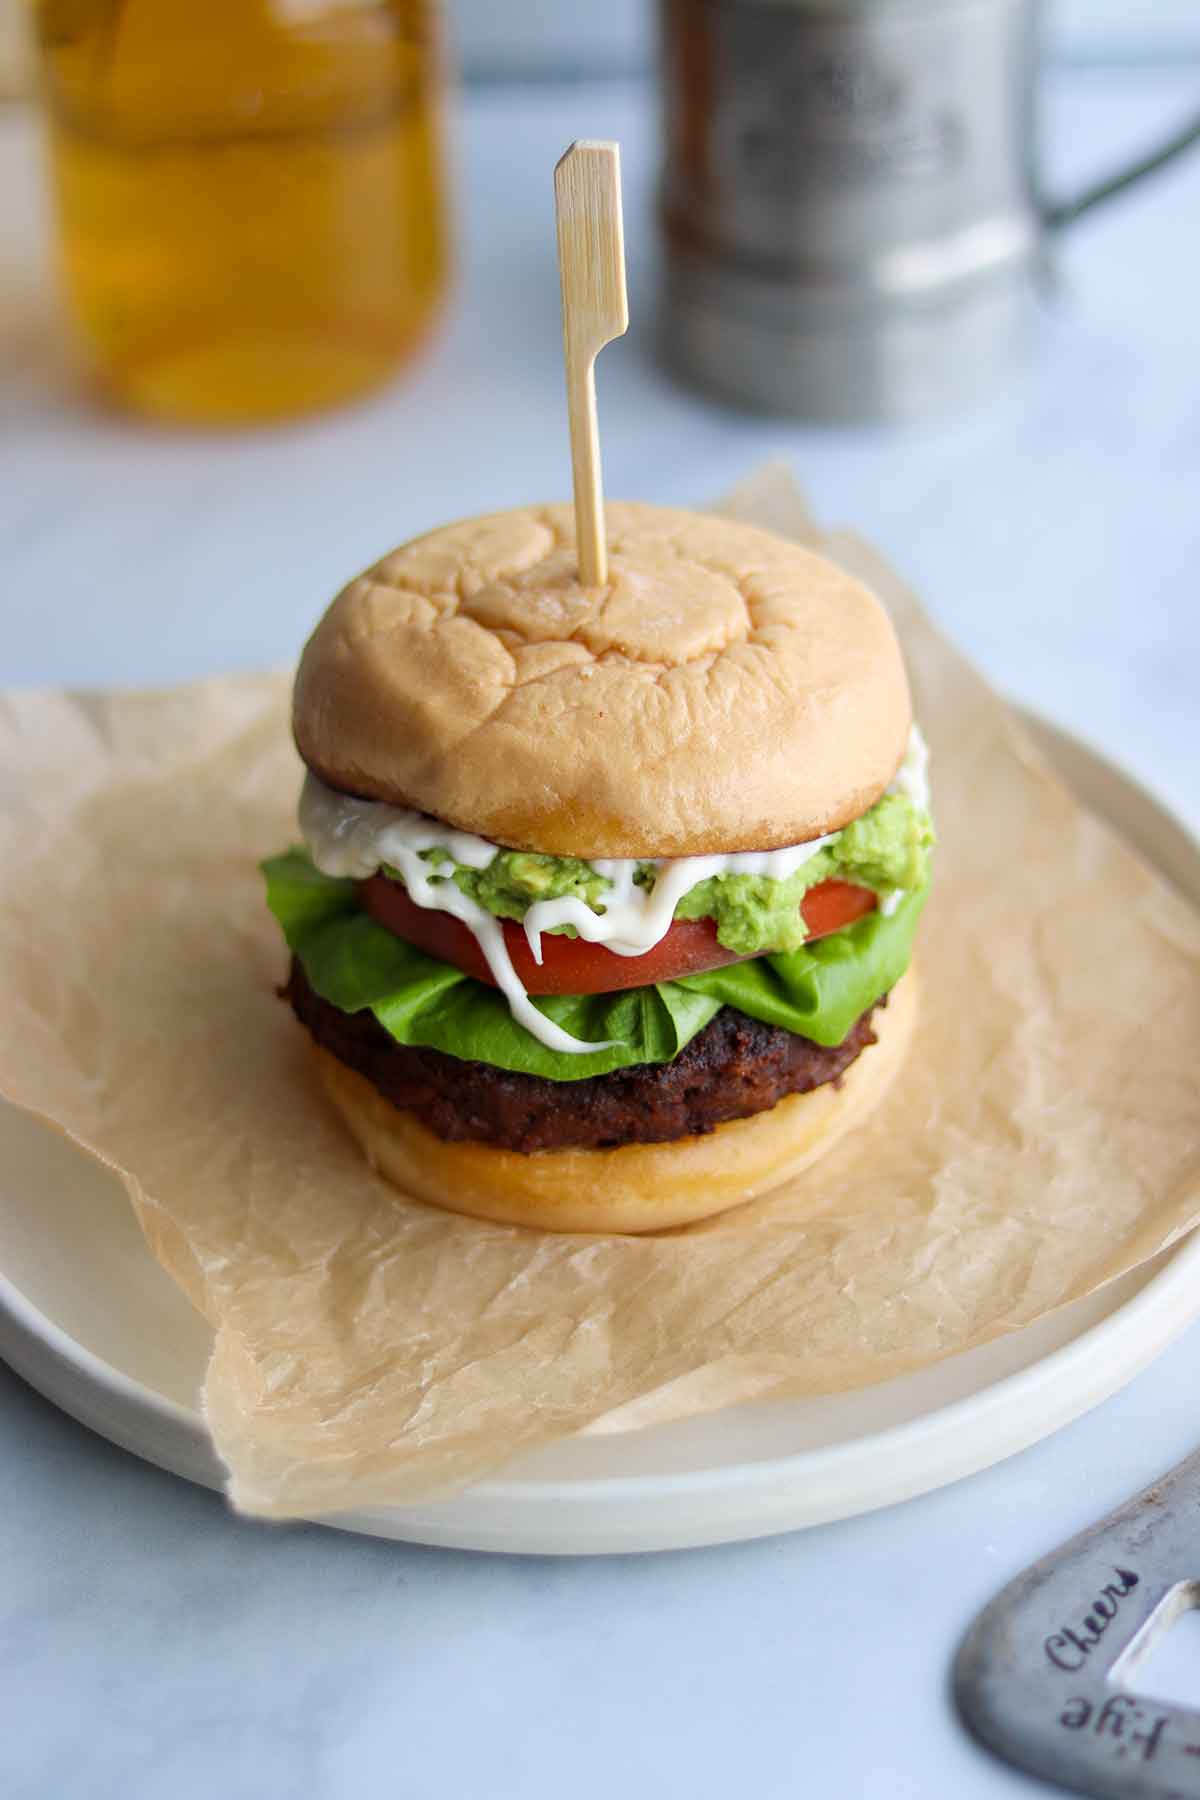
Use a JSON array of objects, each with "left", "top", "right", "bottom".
[
  {"left": 293, "top": 502, "right": 911, "bottom": 858},
  {"left": 313, "top": 968, "right": 917, "bottom": 1234}
]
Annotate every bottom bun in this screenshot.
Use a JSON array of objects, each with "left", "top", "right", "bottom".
[{"left": 314, "top": 966, "right": 918, "bottom": 1235}]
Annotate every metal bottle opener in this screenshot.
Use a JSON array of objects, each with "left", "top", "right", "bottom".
[{"left": 955, "top": 1450, "right": 1200, "bottom": 1797}]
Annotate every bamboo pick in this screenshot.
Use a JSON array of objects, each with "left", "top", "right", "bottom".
[{"left": 553, "top": 140, "right": 629, "bottom": 588}]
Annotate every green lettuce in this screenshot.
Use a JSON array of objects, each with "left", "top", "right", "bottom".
[
  {"left": 675, "top": 890, "right": 924, "bottom": 1047},
  {"left": 263, "top": 850, "right": 927, "bottom": 1082}
]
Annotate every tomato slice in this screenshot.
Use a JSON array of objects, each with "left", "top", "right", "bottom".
[
  {"left": 800, "top": 878, "right": 878, "bottom": 942},
  {"left": 359, "top": 874, "right": 877, "bottom": 996}
]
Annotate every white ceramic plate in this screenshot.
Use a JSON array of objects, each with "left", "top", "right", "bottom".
[{"left": 2, "top": 714, "right": 1198, "bottom": 1555}]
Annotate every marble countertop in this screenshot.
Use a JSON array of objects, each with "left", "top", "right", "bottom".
[{"left": 2, "top": 66, "right": 1199, "bottom": 1800}]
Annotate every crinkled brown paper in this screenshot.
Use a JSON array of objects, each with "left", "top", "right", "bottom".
[{"left": 2, "top": 468, "right": 1198, "bottom": 1519}]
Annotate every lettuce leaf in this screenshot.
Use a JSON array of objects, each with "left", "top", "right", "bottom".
[
  {"left": 675, "top": 889, "right": 925, "bottom": 1047},
  {"left": 263, "top": 850, "right": 927, "bottom": 1081}
]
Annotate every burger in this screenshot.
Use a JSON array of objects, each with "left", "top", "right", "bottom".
[{"left": 262, "top": 502, "right": 933, "bottom": 1233}]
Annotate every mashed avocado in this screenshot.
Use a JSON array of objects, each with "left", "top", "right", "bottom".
[
  {"left": 672, "top": 793, "right": 934, "bottom": 953},
  {"left": 421, "top": 849, "right": 612, "bottom": 918},
  {"left": 409, "top": 790, "right": 934, "bottom": 958}
]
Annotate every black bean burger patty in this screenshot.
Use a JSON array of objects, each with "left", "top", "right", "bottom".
[{"left": 286, "top": 958, "right": 884, "bottom": 1153}]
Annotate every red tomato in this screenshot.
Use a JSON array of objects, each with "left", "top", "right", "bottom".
[
  {"left": 800, "top": 878, "right": 877, "bottom": 942},
  {"left": 359, "top": 874, "right": 877, "bottom": 995}
]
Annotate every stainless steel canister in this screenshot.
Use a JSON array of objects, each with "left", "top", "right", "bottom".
[{"left": 658, "top": 0, "right": 1200, "bottom": 420}]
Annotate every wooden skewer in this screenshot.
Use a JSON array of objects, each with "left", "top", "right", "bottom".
[{"left": 554, "top": 140, "right": 629, "bottom": 588}]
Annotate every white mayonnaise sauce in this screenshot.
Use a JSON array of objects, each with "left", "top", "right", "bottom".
[
  {"left": 519, "top": 839, "right": 834, "bottom": 969},
  {"left": 299, "top": 724, "right": 930, "bottom": 1054},
  {"left": 888, "top": 721, "right": 930, "bottom": 815},
  {"left": 878, "top": 722, "right": 930, "bottom": 916},
  {"left": 298, "top": 776, "right": 610, "bottom": 1053}
]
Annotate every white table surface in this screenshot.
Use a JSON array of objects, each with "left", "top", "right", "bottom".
[{"left": 2, "top": 67, "right": 1199, "bottom": 1800}]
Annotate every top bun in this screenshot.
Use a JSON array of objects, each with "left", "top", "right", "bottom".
[{"left": 293, "top": 503, "right": 911, "bottom": 857}]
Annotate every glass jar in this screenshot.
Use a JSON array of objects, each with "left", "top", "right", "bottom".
[{"left": 34, "top": 0, "right": 450, "bottom": 425}]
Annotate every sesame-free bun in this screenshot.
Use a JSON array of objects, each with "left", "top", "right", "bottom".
[
  {"left": 313, "top": 969, "right": 917, "bottom": 1235},
  {"left": 293, "top": 503, "right": 911, "bottom": 857}
]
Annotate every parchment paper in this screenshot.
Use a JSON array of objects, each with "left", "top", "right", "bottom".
[{"left": 2, "top": 467, "right": 1198, "bottom": 1518}]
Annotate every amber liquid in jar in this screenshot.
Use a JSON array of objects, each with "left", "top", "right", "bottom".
[{"left": 35, "top": 0, "right": 449, "bottom": 424}]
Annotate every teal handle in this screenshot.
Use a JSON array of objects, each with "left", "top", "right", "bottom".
[{"left": 1044, "top": 102, "right": 1200, "bottom": 231}]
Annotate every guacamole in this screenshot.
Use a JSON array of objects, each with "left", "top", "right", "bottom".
[{"left": 407, "top": 789, "right": 934, "bottom": 958}]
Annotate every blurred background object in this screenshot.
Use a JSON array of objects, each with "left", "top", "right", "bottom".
[
  {"left": 657, "top": 0, "right": 1200, "bottom": 422},
  {"left": 450, "top": 0, "right": 1200, "bottom": 80},
  {"left": 0, "top": 0, "right": 33, "bottom": 97},
  {"left": 4, "top": 0, "right": 1194, "bottom": 431},
  {"left": 30, "top": 0, "right": 449, "bottom": 425},
  {"left": 6, "top": 0, "right": 1200, "bottom": 92}
]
